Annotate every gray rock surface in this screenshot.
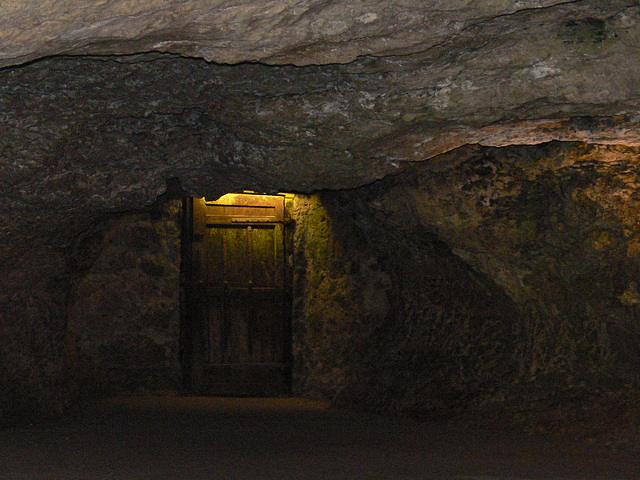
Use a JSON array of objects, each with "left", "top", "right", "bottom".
[{"left": 0, "top": 1, "right": 584, "bottom": 67}]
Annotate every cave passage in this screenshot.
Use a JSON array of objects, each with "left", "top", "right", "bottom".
[{"left": 4, "top": 1, "right": 640, "bottom": 471}]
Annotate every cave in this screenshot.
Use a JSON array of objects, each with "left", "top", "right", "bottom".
[{"left": 2, "top": 0, "right": 640, "bottom": 461}]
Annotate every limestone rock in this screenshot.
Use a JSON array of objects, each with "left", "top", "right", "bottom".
[{"left": 0, "top": 0, "right": 582, "bottom": 67}]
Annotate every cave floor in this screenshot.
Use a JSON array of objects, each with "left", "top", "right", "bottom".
[{"left": 0, "top": 394, "right": 638, "bottom": 480}]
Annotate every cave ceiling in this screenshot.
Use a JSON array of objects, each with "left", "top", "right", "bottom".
[{"left": 2, "top": 0, "right": 640, "bottom": 273}]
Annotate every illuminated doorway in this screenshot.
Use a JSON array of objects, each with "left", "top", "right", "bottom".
[{"left": 181, "top": 193, "right": 292, "bottom": 396}]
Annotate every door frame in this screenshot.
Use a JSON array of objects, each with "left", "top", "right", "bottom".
[{"left": 179, "top": 194, "right": 294, "bottom": 395}]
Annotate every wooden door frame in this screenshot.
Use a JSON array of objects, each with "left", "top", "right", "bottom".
[{"left": 179, "top": 195, "right": 294, "bottom": 394}]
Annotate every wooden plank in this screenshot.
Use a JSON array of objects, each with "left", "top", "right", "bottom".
[{"left": 205, "top": 194, "right": 285, "bottom": 223}]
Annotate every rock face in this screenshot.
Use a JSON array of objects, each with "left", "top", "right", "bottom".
[
  {"left": 2, "top": 2, "right": 640, "bottom": 172},
  {"left": 323, "top": 143, "right": 640, "bottom": 413},
  {"left": 2, "top": 0, "right": 640, "bottom": 434},
  {"left": 282, "top": 144, "right": 640, "bottom": 421},
  {"left": 291, "top": 191, "right": 516, "bottom": 411},
  {"left": 66, "top": 202, "right": 182, "bottom": 393},
  {"left": 0, "top": 1, "right": 614, "bottom": 67},
  {"left": 291, "top": 195, "right": 392, "bottom": 398}
]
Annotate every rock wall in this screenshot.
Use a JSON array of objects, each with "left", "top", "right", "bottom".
[
  {"left": 353, "top": 143, "right": 640, "bottom": 413},
  {"left": 289, "top": 143, "right": 640, "bottom": 418},
  {"left": 0, "top": 244, "right": 73, "bottom": 423},
  {"left": 66, "top": 202, "right": 182, "bottom": 395},
  {"left": 290, "top": 195, "right": 391, "bottom": 398},
  {"left": 3, "top": 141, "right": 640, "bottom": 428},
  {"left": 0, "top": 202, "right": 181, "bottom": 426},
  {"left": 408, "top": 142, "right": 640, "bottom": 389},
  {"left": 289, "top": 191, "right": 512, "bottom": 413},
  {"left": 290, "top": 192, "right": 517, "bottom": 413}
]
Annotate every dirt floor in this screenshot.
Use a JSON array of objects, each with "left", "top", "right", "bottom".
[{"left": 0, "top": 394, "right": 639, "bottom": 480}]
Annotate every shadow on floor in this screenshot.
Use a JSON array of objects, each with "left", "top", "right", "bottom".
[{"left": 0, "top": 394, "right": 638, "bottom": 479}]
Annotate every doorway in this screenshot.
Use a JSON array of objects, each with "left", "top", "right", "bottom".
[{"left": 181, "top": 193, "right": 293, "bottom": 396}]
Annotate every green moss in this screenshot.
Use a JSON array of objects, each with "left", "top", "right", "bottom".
[
  {"left": 303, "top": 206, "right": 330, "bottom": 261},
  {"left": 294, "top": 196, "right": 364, "bottom": 397}
]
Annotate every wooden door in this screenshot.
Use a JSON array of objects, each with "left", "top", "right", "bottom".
[{"left": 182, "top": 194, "right": 291, "bottom": 396}]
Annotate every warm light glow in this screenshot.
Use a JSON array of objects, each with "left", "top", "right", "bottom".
[
  {"left": 210, "top": 193, "right": 245, "bottom": 204},
  {"left": 207, "top": 191, "right": 294, "bottom": 204}
]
